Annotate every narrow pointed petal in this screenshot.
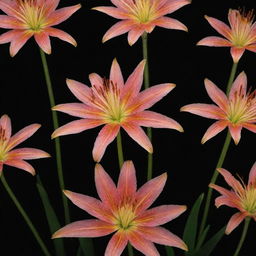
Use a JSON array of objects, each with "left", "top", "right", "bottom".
[
  {"left": 248, "top": 162, "right": 256, "bottom": 185},
  {"left": 7, "top": 148, "right": 50, "bottom": 160},
  {"left": 228, "top": 125, "right": 242, "bottom": 144},
  {"left": 46, "top": 27, "right": 77, "bottom": 46},
  {"left": 45, "top": 0, "right": 60, "bottom": 14},
  {"left": 127, "top": 27, "right": 144, "bottom": 46},
  {"left": 155, "top": 17, "right": 187, "bottom": 31},
  {"left": 136, "top": 205, "right": 187, "bottom": 226},
  {"left": 122, "top": 122, "right": 152, "bottom": 153},
  {"left": 0, "top": 114, "right": 11, "bottom": 140},
  {"left": 92, "top": 124, "right": 120, "bottom": 162},
  {"left": 204, "top": 78, "right": 228, "bottom": 110},
  {"left": 230, "top": 47, "right": 245, "bottom": 63},
  {"left": 34, "top": 32, "right": 51, "bottom": 54},
  {"left": 201, "top": 120, "right": 228, "bottom": 143},
  {"left": 0, "top": 15, "right": 24, "bottom": 29},
  {"left": 129, "top": 83, "right": 176, "bottom": 113},
  {"left": 246, "top": 44, "right": 256, "bottom": 52},
  {"left": 0, "top": 1, "right": 18, "bottom": 17},
  {"left": 7, "top": 124, "right": 41, "bottom": 151},
  {"left": 105, "top": 231, "right": 128, "bottom": 256},
  {"left": 243, "top": 123, "right": 256, "bottom": 133},
  {"left": 215, "top": 195, "right": 239, "bottom": 208},
  {"left": 5, "top": 159, "right": 35, "bottom": 175},
  {"left": 93, "top": 6, "right": 128, "bottom": 19},
  {"left": 226, "top": 212, "right": 245, "bottom": 234},
  {"left": 52, "top": 219, "right": 115, "bottom": 238},
  {"left": 197, "top": 36, "right": 232, "bottom": 47},
  {"left": 130, "top": 111, "right": 183, "bottom": 132},
  {"left": 229, "top": 72, "right": 247, "bottom": 100},
  {"left": 158, "top": 0, "right": 191, "bottom": 16},
  {"left": 135, "top": 173, "right": 167, "bottom": 214},
  {"left": 117, "top": 161, "right": 137, "bottom": 198},
  {"left": 111, "top": 0, "right": 134, "bottom": 10},
  {"left": 110, "top": 58, "right": 124, "bottom": 87},
  {"left": 138, "top": 226, "right": 188, "bottom": 251},
  {"left": 51, "top": 119, "right": 103, "bottom": 138},
  {"left": 181, "top": 103, "right": 225, "bottom": 119},
  {"left": 0, "top": 30, "right": 18, "bottom": 44},
  {"left": 209, "top": 183, "right": 237, "bottom": 198},
  {"left": 95, "top": 164, "right": 118, "bottom": 210},
  {"left": 63, "top": 190, "right": 112, "bottom": 223},
  {"left": 89, "top": 73, "right": 103, "bottom": 88}
]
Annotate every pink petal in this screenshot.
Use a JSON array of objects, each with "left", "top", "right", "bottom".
[
  {"left": 0, "top": 1, "right": 18, "bottom": 17},
  {"left": 95, "top": 164, "right": 118, "bottom": 210},
  {"left": 209, "top": 183, "right": 236, "bottom": 198},
  {"left": 129, "top": 83, "right": 176, "bottom": 113},
  {"left": 229, "top": 72, "right": 247, "bottom": 100},
  {"left": 109, "top": 58, "right": 124, "bottom": 87},
  {"left": 105, "top": 231, "right": 128, "bottom": 256},
  {"left": 92, "top": 124, "right": 120, "bottom": 162},
  {"left": 204, "top": 15, "right": 231, "bottom": 39},
  {"left": 228, "top": 124, "right": 242, "bottom": 144},
  {"left": 0, "top": 15, "right": 24, "bottom": 29},
  {"left": 215, "top": 195, "right": 240, "bottom": 209},
  {"left": 180, "top": 103, "right": 225, "bottom": 119},
  {"left": 7, "top": 124, "right": 41, "bottom": 151},
  {"left": 5, "top": 159, "right": 35, "bottom": 175},
  {"left": 226, "top": 212, "right": 246, "bottom": 234},
  {"left": 137, "top": 226, "right": 188, "bottom": 251},
  {"left": 248, "top": 162, "right": 256, "bottom": 185},
  {"left": 243, "top": 123, "right": 256, "bottom": 133},
  {"left": 63, "top": 190, "right": 113, "bottom": 223},
  {"left": 230, "top": 47, "right": 245, "bottom": 63},
  {"left": 157, "top": 0, "right": 191, "bottom": 16},
  {"left": 111, "top": 0, "right": 134, "bottom": 10},
  {"left": 93, "top": 6, "right": 128, "bottom": 19},
  {"left": 117, "top": 160, "right": 137, "bottom": 199},
  {"left": 44, "top": 0, "right": 60, "bottom": 14},
  {"left": 155, "top": 17, "right": 187, "bottom": 31},
  {"left": 0, "top": 114, "right": 11, "bottom": 141},
  {"left": 246, "top": 44, "right": 256, "bottom": 53},
  {"left": 0, "top": 30, "right": 18, "bottom": 44},
  {"left": 201, "top": 120, "right": 228, "bottom": 143},
  {"left": 89, "top": 73, "right": 103, "bottom": 88},
  {"left": 136, "top": 205, "right": 187, "bottom": 226},
  {"left": 34, "top": 32, "right": 51, "bottom": 54},
  {"left": 204, "top": 78, "right": 228, "bottom": 110},
  {"left": 197, "top": 36, "right": 232, "bottom": 47},
  {"left": 121, "top": 122, "right": 152, "bottom": 153},
  {"left": 135, "top": 173, "right": 167, "bottom": 214},
  {"left": 127, "top": 27, "right": 144, "bottom": 46},
  {"left": 47, "top": 4, "right": 81, "bottom": 26},
  {"left": 7, "top": 148, "right": 50, "bottom": 160},
  {"left": 52, "top": 219, "right": 115, "bottom": 238}
]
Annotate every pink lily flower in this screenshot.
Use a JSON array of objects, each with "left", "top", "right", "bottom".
[
  {"left": 52, "top": 160, "right": 188, "bottom": 255},
  {"left": 0, "top": 114, "right": 50, "bottom": 175},
  {"left": 180, "top": 72, "right": 256, "bottom": 144},
  {"left": 93, "top": 0, "right": 190, "bottom": 45},
  {"left": 209, "top": 162, "right": 256, "bottom": 234},
  {"left": 52, "top": 58, "right": 183, "bottom": 162},
  {"left": 197, "top": 9, "right": 256, "bottom": 63},
  {"left": 0, "top": 0, "right": 81, "bottom": 56}
]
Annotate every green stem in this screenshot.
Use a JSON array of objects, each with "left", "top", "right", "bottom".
[
  {"left": 233, "top": 217, "right": 250, "bottom": 256},
  {"left": 142, "top": 32, "right": 153, "bottom": 180},
  {"left": 226, "top": 62, "right": 238, "bottom": 95},
  {"left": 1, "top": 173, "right": 52, "bottom": 256},
  {"left": 39, "top": 48, "right": 70, "bottom": 224},
  {"left": 117, "top": 131, "right": 124, "bottom": 169},
  {"left": 128, "top": 243, "right": 134, "bottom": 256}
]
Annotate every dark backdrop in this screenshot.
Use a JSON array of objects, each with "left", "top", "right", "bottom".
[{"left": 0, "top": 0, "right": 255, "bottom": 255}]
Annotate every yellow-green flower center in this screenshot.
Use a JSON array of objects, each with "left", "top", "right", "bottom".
[
  {"left": 115, "top": 203, "right": 136, "bottom": 230},
  {"left": 0, "top": 126, "right": 8, "bottom": 161},
  {"left": 241, "top": 187, "right": 256, "bottom": 215}
]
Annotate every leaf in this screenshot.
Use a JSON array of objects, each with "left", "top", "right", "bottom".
[
  {"left": 165, "top": 246, "right": 175, "bottom": 256},
  {"left": 183, "top": 193, "right": 204, "bottom": 253},
  {"left": 195, "top": 225, "right": 210, "bottom": 251},
  {"left": 36, "top": 176, "right": 65, "bottom": 256},
  {"left": 76, "top": 238, "right": 95, "bottom": 256}
]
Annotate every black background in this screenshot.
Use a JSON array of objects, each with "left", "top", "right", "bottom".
[{"left": 0, "top": 0, "right": 256, "bottom": 255}]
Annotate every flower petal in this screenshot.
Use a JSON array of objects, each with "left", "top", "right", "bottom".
[
  {"left": 157, "top": 0, "right": 191, "bottom": 16},
  {"left": 0, "top": 114, "right": 11, "bottom": 141},
  {"left": 209, "top": 183, "right": 236, "bottom": 198},
  {"left": 105, "top": 231, "right": 128, "bottom": 256},
  {"left": 0, "top": 0, "right": 18, "bottom": 17},
  {"left": 34, "top": 31, "right": 51, "bottom": 54},
  {"left": 5, "top": 159, "right": 35, "bottom": 175},
  {"left": 155, "top": 17, "right": 187, "bottom": 31},
  {"left": 52, "top": 219, "right": 115, "bottom": 238},
  {"left": 197, "top": 36, "right": 232, "bottom": 47},
  {"left": 230, "top": 47, "right": 245, "bottom": 63},
  {"left": 228, "top": 124, "right": 242, "bottom": 144},
  {"left": 92, "top": 124, "right": 120, "bottom": 162},
  {"left": 229, "top": 72, "right": 247, "bottom": 100},
  {"left": 110, "top": 58, "right": 124, "bottom": 87},
  {"left": 226, "top": 212, "right": 246, "bottom": 235},
  {"left": 93, "top": 6, "right": 128, "bottom": 19},
  {"left": 243, "top": 123, "right": 256, "bottom": 133},
  {"left": 214, "top": 195, "right": 240, "bottom": 209},
  {"left": 89, "top": 73, "right": 103, "bottom": 88},
  {"left": 7, "top": 148, "right": 50, "bottom": 160},
  {"left": 248, "top": 162, "right": 256, "bottom": 185},
  {"left": 127, "top": 27, "right": 144, "bottom": 46},
  {"left": 0, "top": 15, "right": 24, "bottom": 29}
]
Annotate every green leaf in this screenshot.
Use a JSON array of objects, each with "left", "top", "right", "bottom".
[
  {"left": 195, "top": 225, "right": 210, "bottom": 251},
  {"left": 183, "top": 193, "right": 204, "bottom": 253},
  {"left": 76, "top": 238, "right": 95, "bottom": 256},
  {"left": 165, "top": 246, "right": 175, "bottom": 256},
  {"left": 36, "top": 176, "right": 65, "bottom": 256}
]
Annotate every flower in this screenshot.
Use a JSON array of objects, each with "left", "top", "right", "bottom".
[
  {"left": 93, "top": 0, "right": 190, "bottom": 45},
  {"left": 209, "top": 162, "right": 256, "bottom": 234},
  {"left": 0, "top": 0, "right": 81, "bottom": 56},
  {"left": 180, "top": 72, "right": 256, "bottom": 144},
  {"left": 0, "top": 114, "right": 50, "bottom": 175},
  {"left": 52, "top": 160, "right": 187, "bottom": 255},
  {"left": 197, "top": 9, "right": 256, "bottom": 63},
  {"left": 52, "top": 58, "right": 183, "bottom": 162}
]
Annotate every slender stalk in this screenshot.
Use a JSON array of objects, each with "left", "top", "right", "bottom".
[
  {"left": 142, "top": 32, "right": 153, "bottom": 180},
  {"left": 233, "top": 217, "right": 250, "bottom": 256},
  {"left": 39, "top": 49, "right": 70, "bottom": 224},
  {"left": 1, "top": 173, "right": 52, "bottom": 256},
  {"left": 117, "top": 131, "right": 124, "bottom": 169},
  {"left": 226, "top": 62, "right": 238, "bottom": 95},
  {"left": 128, "top": 243, "right": 134, "bottom": 256}
]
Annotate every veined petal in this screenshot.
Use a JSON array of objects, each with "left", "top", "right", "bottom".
[
  {"left": 95, "top": 164, "right": 118, "bottom": 211},
  {"left": 127, "top": 27, "right": 144, "bottom": 46},
  {"left": 204, "top": 78, "right": 228, "bottom": 110},
  {"left": 0, "top": 30, "right": 19, "bottom": 44},
  {"left": 63, "top": 190, "right": 113, "bottom": 223},
  {"left": 110, "top": 58, "right": 124, "bottom": 88},
  {"left": 52, "top": 219, "right": 116, "bottom": 238},
  {"left": 89, "top": 73, "right": 103, "bottom": 88},
  {"left": 209, "top": 183, "right": 237, "bottom": 198},
  {"left": 0, "top": 15, "right": 24, "bottom": 29},
  {"left": 0, "top": 1, "right": 18, "bottom": 17},
  {"left": 180, "top": 103, "right": 225, "bottom": 119},
  {"left": 137, "top": 226, "right": 188, "bottom": 251},
  {"left": 215, "top": 195, "right": 240, "bottom": 209},
  {"left": 136, "top": 205, "right": 186, "bottom": 226},
  {"left": 117, "top": 160, "right": 137, "bottom": 199},
  {"left": 229, "top": 72, "right": 247, "bottom": 100},
  {"left": 230, "top": 47, "right": 245, "bottom": 63},
  {"left": 7, "top": 124, "right": 41, "bottom": 151},
  {"left": 105, "top": 231, "right": 128, "bottom": 256},
  {"left": 92, "top": 124, "right": 120, "bottom": 162},
  {"left": 111, "top": 0, "right": 134, "bottom": 10},
  {"left": 197, "top": 36, "right": 232, "bottom": 47},
  {"left": 135, "top": 173, "right": 167, "bottom": 214},
  {"left": 246, "top": 44, "right": 256, "bottom": 52},
  {"left": 0, "top": 114, "right": 11, "bottom": 141},
  {"left": 201, "top": 120, "right": 228, "bottom": 144},
  {"left": 7, "top": 148, "right": 50, "bottom": 160},
  {"left": 226, "top": 212, "right": 246, "bottom": 234},
  {"left": 157, "top": 0, "right": 191, "bottom": 16},
  {"left": 248, "top": 162, "right": 256, "bottom": 185},
  {"left": 243, "top": 123, "right": 256, "bottom": 133},
  {"left": 122, "top": 122, "right": 152, "bottom": 153},
  {"left": 93, "top": 6, "right": 128, "bottom": 19},
  {"left": 154, "top": 16, "right": 187, "bottom": 31},
  {"left": 34, "top": 31, "right": 51, "bottom": 54},
  {"left": 5, "top": 159, "right": 35, "bottom": 175},
  {"left": 44, "top": 0, "right": 60, "bottom": 15},
  {"left": 228, "top": 124, "right": 242, "bottom": 144},
  {"left": 46, "top": 4, "right": 81, "bottom": 26},
  {"left": 51, "top": 119, "right": 104, "bottom": 138}
]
